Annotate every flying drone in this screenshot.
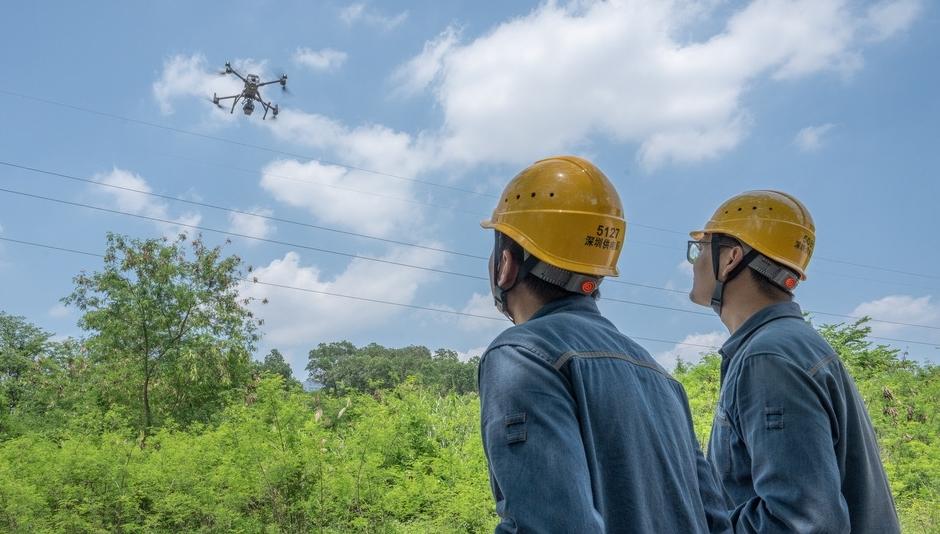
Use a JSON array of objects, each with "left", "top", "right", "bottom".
[{"left": 211, "top": 62, "right": 287, "bottom": 120}]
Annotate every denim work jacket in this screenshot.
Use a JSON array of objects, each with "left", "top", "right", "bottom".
[
  {"left": 708, "top": 302, "right": 900, "bottom": 533},
  {"left": 478, "top": 295, "right": 731, "bottom": 533}
]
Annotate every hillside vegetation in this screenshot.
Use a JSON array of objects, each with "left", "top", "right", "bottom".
[{"left": 1, "top": 234, "right": 936, "bottom": 532}]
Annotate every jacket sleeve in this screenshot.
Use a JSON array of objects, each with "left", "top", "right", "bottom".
[
  {"left": 730, "top": 353, "right": 850, "bottom": 534},
  {"left": 695, "top": 434, "right": 733, "bottom": 533},
  {"left": 479, "top": 344, "right": 604, "bottom": 533}
]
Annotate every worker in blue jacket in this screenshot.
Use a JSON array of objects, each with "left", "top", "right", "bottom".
[
  {"left": 687, "top": 190, "right": 900, "bottom": 533},
  {"left": 478, "top": 155, "right": 731, "bottom": 533}
]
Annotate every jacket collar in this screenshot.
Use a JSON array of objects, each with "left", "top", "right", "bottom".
[
  {"left": 529, "top": 294, "right": 601, "bottom": 322},
  {"left": 720, "top": 301, "right": 804, "bottom": 360}
]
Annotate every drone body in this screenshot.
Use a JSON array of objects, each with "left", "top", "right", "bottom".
[{"left": 212, "top": 62, "right": 287, "bottom": 120}]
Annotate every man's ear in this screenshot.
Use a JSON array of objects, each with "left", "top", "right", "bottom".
[
  {"left": 497, "top": 248, "right": 519, "bottom": 289},
  {"left": 718, "top": 245, "right": 745, "bottom": 281}
]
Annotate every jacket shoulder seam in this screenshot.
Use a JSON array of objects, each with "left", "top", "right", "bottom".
[{"left": 554, "top": 350, "right": 678, "bottom": 384}]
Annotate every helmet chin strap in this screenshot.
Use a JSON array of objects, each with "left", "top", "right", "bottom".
[{"left": 709, "top": 238, "right": 759, "bottom": 315}]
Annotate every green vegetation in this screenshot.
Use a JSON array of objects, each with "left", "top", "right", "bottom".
[{"left": 0, "top": 233, "right": 936, "bottom": 532}]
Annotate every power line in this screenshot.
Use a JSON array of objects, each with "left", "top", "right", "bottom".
[
  {"left": 1, "top": 160, "right": 488, "bottom": 260},
  {"left": 0, "top": 186, "right": 489, "bottom": 281},
  {"left": 3, "top": 183, "right": 938, "bottom": 332},
  {"left": 22, "top": 155, "right": 938, "bottom": 307},
  {"left": 810, "top": 269, "right": 939, "bottom": 293},
  {"left": 0, "top": 184, "right": 721, "bottom": 320},
  {"left": 0, "top": 235, "right": 729, "bottom": 350},
  {"left": 804, "top": 310, "right": 940, "bottom": 332},
  {"left": 4, "top": 88, "right": 935, "bottom": 282},
  {"left": 152, "top": 151, "right": 692, "bottom": 237},
  {"left": 152, "top": 151, "right": 485, "bottom": 217},
  {"left": 0, "top": 88, "right": 496, "bottom": 199},
  {"left": 0, "top": 159, "right": 668, "bottom": 263},
  {"left": 0, "top": 185, "right": 699, "bottom": 303},
  {"left": 4, "top": 236, "right": 938, "bottom": 348},
  {"left": 0, "top": 237, "right": 103, "bottom": 258},
  {"left": 13, "top": 161, "right": 937, "bottom": 332},
  {"left": 0, "top": 165, "right": 695, "bottom": 294},
  {"left": 814, "top": 256, "right": 940, "bottom": 281}
]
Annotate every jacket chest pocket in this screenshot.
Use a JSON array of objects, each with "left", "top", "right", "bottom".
[{"left": 708, "top": 409, "right": 734, "bottom": 478}]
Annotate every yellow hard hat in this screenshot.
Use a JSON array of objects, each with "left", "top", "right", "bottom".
[
  {"left": 690, "top": 190, "right": 815, "bottom": 279},
  {"left": 481, "top": 155, "right": 625, "bottom": 277}
]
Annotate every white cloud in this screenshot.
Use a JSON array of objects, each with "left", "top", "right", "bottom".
[
  {"left": 339, "top": 3, "right": 408, "bottom": 30},
  {"left": 152, "top": 54, "right": 268, "bottom": 115},
  {"left": 259, "top": 107, "right": 444, "bottom": 238},
  {"left": 48, "top": 303, "right": 71, "bottom": 319},
  {"left": 94, "top": 167, "right": 202, "bottom": 236},
  {"left": 228, "top": 208, "right": 276, "bottom": 241},
  {"left": 396, "top": 0, "right": 920, "bottom": 170},
  {"left": 455, "top": 345, "right": 489, "bottom": 362},
  {"left": 240, "top": 246, "right": 445, "bottom": 346},
  {"left": 260, "top": 159, "right": 420, "bottom": 238},
  {"left": 850, "top": 294, "right": 940, "bottom": 337},
  {"left": 391, "top": 26, "right": 460, "bottom": 96},
  {"left": 263, "top": 109, "right": 437, "bottom": 176},
  {"left": 654, "top": 331, "right": 727, "bottom": 371},
  {"left": 676, "top": 259, "right": 694, "bottom": 277},
  {"left": 794, "top": 123, "right": 836, "bottom": 152},
  {"left": 864, "top": 0, "right": 922, "bottom": 42},
  {"left": 293, "top": 47, "right": 348, "bottom": 72},
  {"left": 456, "top": 292, "right": 506, "bottom": 333},
  {"left": 427, "top": 291, "right": 508, "bottom": 343}
]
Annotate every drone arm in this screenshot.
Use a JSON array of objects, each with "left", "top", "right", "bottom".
[
  {"left": 228, "top": 67, "right": 247, "bottom": 82},
  {"left": 214, "top": 94, "right": 238, "bottom": 101},
  {"left": 257, "top": 79, "right": 283, "bottom": 87},
  {"left": 230, "top": 95, "right": 240, "bottom": 114}
]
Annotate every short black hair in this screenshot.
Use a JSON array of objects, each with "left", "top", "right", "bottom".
[
  {"left": 497, "top": 234, "right": 574, "bottom": 303},
  {"left": 717, "top": 235, "right": 793, "bottom": 301},
  {"left": 748, "top": 268, "right": 793, "bottom": 300}
]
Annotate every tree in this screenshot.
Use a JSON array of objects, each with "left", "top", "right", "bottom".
[
  {"left": 0, "top": 313, "right": 51, "bottom": 416},
  {"left": 306, "top": 341, "right": 480, "bottom": 395},
  {"left": 64, "top": 233, "right": 260, "bottom": 436},
  {"left": 257, "top": 349, "right": 300, "bottom": 389}
]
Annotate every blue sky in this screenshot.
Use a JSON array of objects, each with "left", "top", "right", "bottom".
[{"left": 1, "top": 0, "right": 938, "bottom": 377}]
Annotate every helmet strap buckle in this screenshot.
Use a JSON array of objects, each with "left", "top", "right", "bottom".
[
  {"left": 748, "top": 255, "right": 800, "bottom": 293},
  {"left": 529, "top": 261, "right": 602, "bottom": 295}
]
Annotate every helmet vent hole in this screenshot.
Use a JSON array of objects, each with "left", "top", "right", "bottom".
[
  {"left": 549, "top": 192, "right": 555, "bottom": 197},
  {"left": 531, "top": 192, "right": 536, "bottom": 198},
  {"left": 516, "top": 194, "right": 520, "bottom": 200},
  {"left": 737, "top": 207, "right": 742, "bottom": 211},
  {"left": 752, "top": 206, "right": 757, "bottom": 210},
  {"left": 504, "top": 198, "right": 508, "bottom": 203}
]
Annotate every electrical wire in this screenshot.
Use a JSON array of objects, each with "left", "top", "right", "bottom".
[
  {"left": 0, "top": 88, "right": 495, "bottom": 198},
  {"left": 3, "top": 87, "right": 936, "bottom": 281},
  {"left": 0, "top": 236, "right": 735, "bottom": 349},
  {"left": 2, "top": 182, "right": 937, "bottom": 332},
  {"left": 3, "top": 236, "right": 938, "bottom": 349}
]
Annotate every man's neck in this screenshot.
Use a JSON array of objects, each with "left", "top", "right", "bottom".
[
  {"left": 720, "top": 292, "right": 790, "bottom": 334},
  {"left": 506, "top": 288, "right": 550, "bottom": 325}
]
